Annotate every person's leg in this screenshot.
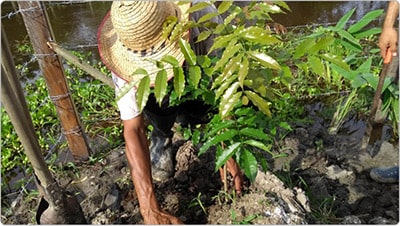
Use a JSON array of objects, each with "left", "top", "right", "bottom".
[{"left": 143, "top": 94, "right": 178, "bottom": 182}]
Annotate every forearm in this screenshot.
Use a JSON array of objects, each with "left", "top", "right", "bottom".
[
  {"left": 123, "top": 117, "right": 160, "bottom": 211},
  {"left": 383, "top": 1, "right": 399, "bottom": 29}
]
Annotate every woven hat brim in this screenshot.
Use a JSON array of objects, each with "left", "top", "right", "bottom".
[{"left": 98, "top": 3, "right": 190, "bottom": 86}]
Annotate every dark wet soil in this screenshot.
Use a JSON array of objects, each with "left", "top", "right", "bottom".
[{"left": 2, "top": 105, "right": 399, "bottom": 224}]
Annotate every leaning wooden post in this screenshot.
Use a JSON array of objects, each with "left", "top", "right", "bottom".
[
  {"left": 1, "top": 27, "right": 86, "bottom": 224},
  {"left": 18, "top": 1, "right": 90, "bottom": 161}
]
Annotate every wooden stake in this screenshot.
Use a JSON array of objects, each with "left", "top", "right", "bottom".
[
  {"left": 18, "top": 1, "right": 90, "bottom": 161},
  {"left": 48, "top": 42, "right": 114, "bottom": 88},
  {"left": 2, "top": 28, "right": 86, "bottom": 224}
]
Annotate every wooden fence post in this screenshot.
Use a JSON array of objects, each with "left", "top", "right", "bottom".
[
  {"left": 18, "top": 1, "right": 90, "bottom": 161},
  {"left": 1, "top": 26, "right": 86, "bottom": 224}
]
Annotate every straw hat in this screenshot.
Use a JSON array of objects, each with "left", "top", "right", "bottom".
[{"left": 97, "top": 1, "right": 190, "bottom": 85}]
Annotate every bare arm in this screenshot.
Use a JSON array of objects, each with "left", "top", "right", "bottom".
[
  {"left": 123, "top": 116, "right": 182, "bottom": 224},
  {"left": 379, "top": 1, "right": 399, "bottom": 57}
]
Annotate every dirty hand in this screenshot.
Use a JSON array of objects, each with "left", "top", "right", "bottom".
[
  {"left": 141, "top": 207, "right": 183, "bottom": 224},
  {"left": 379, "top": 27, "right": 398, "bottom": 58},
  {"left": 219, "top": 157, "right": 244, "bottom": 195}
]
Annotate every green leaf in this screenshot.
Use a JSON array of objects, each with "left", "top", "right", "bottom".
[
  {"left": 173, "top": 67, "right": 185, "bottom": 98},
  {"left": 336, "top": 29, "right": 361, "bottom": 49},
  {"left": 244, "top": 90, "right": 271, "bottom": 117},
  {"left": 239, "top": 128, "right": 268, "bottom": 141},
  {"left": 353, "top": 27, "right": 382, "bottom": 39},
  {"left": 243, "top": 139, "right": 274, "bottom": 156},
  {"left": 217, "top": 1, "right": 232, "bottom": 14},
  {"left": 197, "top": 55, "right": 211, "bottom": 68},
  {"left": 116, "top": 81, "right": 136, "bottom": 102},
  {"left": 208, "top": 34, "right": 236, "bottom": 54},
  {"left": 330, "top": 63, "right": 357, "bottom": 80},
  {"left": 199, "top": 130, "right": 238, "bottom": 156},
  {"left": 206, "top": 119, "right": 235, "bottom": 138},
  {"left": 239, "top": 149, "right": 258, "bottom": 183},
  {"left": 335, "top": 8, "right": 355, "bottom": 29},
  {"left": 196, "top": 30, "right": 212, "bottom": 43},
  {"left": 213, "top": 54, "right": 241, "bottom": 89},
  {"left": 213, "top": 39, "right": 241, "bottom": 72},
  {"left": 308, "top": 35, "right": 335, "bottom": 54},
  {"left": 216, "top": 73, "right": 239, "bottom": 101},
  {"left": 161, "top": 55, "right": 179, "bottom": 66},
  {"left": 320, "top": 53, "right": 350, "bottom": 70},
  {"left": 249, "top": 51, "right": 281, "bottom": 70},
  {"left": 294, "top": 38, "right": 316, "bottom": 59},
  {"left": 348, "top": 9, "right": 383, "bottom": 34},
  {"left": 162, "top": 16, "right": 178, "bottom": 39},
  {"left": 279, "top": 122, "right": 292, "bottom": 131},
  {"left": 187, "top": 1, "right": 212, "bottom": 14},
  {"left": 339, "top": 39, "right": 363, "bottom": 52},
  {"left": 308, "top": 56, "right": 325, "bottom": 76},
  {"left": 136, "top": 76, "right": 150, "bottom": 111},
  {"left": 215, "top": 142, "right": 241, "bottom": 170},
  {"left": 188, "top": 65, "right": 201, "bottom": 88},
  {"left": 169, "top": 22, "right": 184, "bottom": 42},
  {"left": 239, "top": 27, "right": 281, "bottom": 45},
  {"left": 179, "top": 37, "right": 196, "bottom": 66},
  {"left": 238, "top": 57, "right": 249, "bottom": 88},
  {"left": 198, "top": 12, "right": 219, "bottom": 23},
  {"left": 154, "top": 70, "right": 167, "bottom": 106},
  {"left": 219, "top": 82, "right": 241, "bottom": 118}
]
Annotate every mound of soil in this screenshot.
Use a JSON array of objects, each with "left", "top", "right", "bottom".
[{"left": 2, "top": 108, "right": 399, "bottom": 224}]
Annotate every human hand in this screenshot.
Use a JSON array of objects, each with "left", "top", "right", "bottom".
[
  {"left": 141, "top": 207, "right": 183, "bottom": 224},
  {"left": 379, "top": 27, "right": 398, "bottom": 58}
]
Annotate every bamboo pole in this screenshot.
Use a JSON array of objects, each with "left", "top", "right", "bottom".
[
  {"left": 48, "top": 42, "right": 114, "bottom": 88},
  {"left": 18, "top": 1, "right": 90, "bottom": 161}
]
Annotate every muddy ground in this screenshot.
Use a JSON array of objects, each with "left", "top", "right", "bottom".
[{"left": 2, "top": 102, "right": 399, "bottom": 224}]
